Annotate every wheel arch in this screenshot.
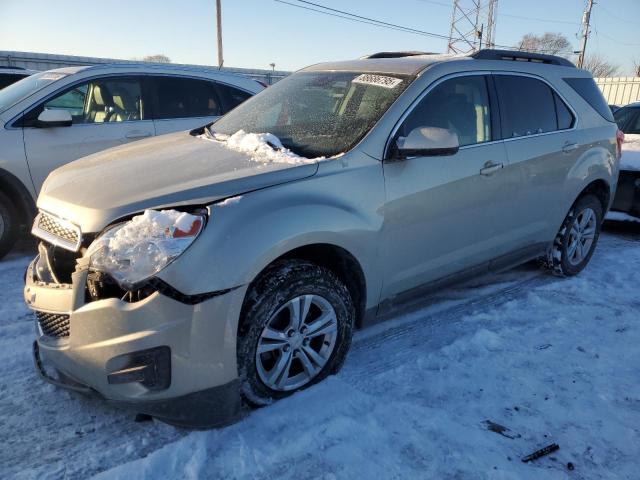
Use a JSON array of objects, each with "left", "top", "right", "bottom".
[
  {"left": 0, "top": 168, "right": 36, "bottom": 229},
  {"left": 578, "top": 178, "right": 610, "bottom": 214},
  {"left": 239, "top": 243, "right": 368, "bottom": 334}
]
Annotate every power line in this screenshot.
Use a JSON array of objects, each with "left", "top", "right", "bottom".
[
  {"left": 414, "top": 0, "right": 580, "bottom": 26},
  {"left": 274, "top": 0, "right": 570, "bottom": 54},
  {"left": 596, "top": 3, "right": 638, "bottom": 26},
  {"left": 273, "top": 0, "right": 449, "bottom": 38},
  {"left": 285, "top": 0, "right": 452, "bottom": 40},
  {"left": 593, "top": 30, "right": 640, "bottom": 47}
]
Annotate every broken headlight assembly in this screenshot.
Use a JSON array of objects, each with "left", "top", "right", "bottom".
[{"left": 86, "top": 209, "right": 205, "bottom": 290}]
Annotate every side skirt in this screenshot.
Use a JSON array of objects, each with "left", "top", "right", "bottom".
[{"left": 363, "top": 242, "right": 548, "bottom": 328}]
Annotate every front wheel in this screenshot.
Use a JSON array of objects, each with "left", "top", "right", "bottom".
[
  {"left": 544, "top": 194, "right": 603, "bottom": 276},
  {"left": 238, "top": 260, "right": 354, "bottom": 406}
]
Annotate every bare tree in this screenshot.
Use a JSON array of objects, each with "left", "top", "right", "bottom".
[
  {"left": 142, "top": 54, "right": 171, "bottom": 63},
  {"left": 582, "top": 54, "right": 619, "bottom": 78},
  {"left": 633, "top": 58, "right": 640, "bottom": 77},
  {"left": 517, "top": 32, "right": 571, "bottom": 55}
]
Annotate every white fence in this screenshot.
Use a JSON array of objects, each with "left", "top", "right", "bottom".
[
  {"left": 0, "top": 50, "right": 289, "bottom": 85},
  {"left": 595, "top": 77, "right": 640, "bottom": 106}
]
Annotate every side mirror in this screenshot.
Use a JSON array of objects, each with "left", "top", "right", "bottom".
[
  {"left": 37, "top": 109, "right": 72, "bottom": 128},
  {"left": 392, "top": 127, "right": 459, "bottom": 159}
]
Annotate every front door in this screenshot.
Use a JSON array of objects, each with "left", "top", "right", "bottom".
[
  {"left": 23, "top": 75, "right": 154, "bottom": 191},
  {"left": 381, "top": 74, "right": 515, "bottom": 301}
]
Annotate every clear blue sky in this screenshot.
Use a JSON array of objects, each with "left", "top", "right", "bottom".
[{"left": 1, "top": 0, "right": 638, "bottom": 74}]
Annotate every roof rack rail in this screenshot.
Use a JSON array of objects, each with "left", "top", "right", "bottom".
[
  {"left": 363, "top": 51, "right": 435, "bottom": 59},
  {"left": 471, "top": 49, "right": 575, "bottom": 68}
]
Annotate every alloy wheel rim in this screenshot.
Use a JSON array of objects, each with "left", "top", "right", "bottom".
[
  {"left": 256, "top": 294, "right": 338, "bottom": 392},
  {"left": 567, "top": 207, "right": 597, "bottom": 266}
]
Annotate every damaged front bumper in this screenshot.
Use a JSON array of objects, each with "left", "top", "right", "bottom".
[{"left": 25, "top": 256, "right": 248, "bottom": 428}]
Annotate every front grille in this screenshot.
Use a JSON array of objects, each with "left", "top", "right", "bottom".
[
  {"left": 32, "top": 211, "right": 81, "bottom": 252},
  {"left": 35, "top": 311, "right": 70, "bottom": 338}
]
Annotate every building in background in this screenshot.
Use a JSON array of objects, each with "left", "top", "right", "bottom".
[{"left": 0, "top": 50, "right": 289, "bottom": 85}]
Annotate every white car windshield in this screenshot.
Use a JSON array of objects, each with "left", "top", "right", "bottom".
[
  {"left": 0, "top": 71, "right": 68, "bottom": 114},
  {"left": 212, "top": 71, "right": 412, "bottom": 158}
]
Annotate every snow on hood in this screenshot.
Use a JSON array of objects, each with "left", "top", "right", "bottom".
[
  {"left": 201, "top": 129, "right": 326, "bottom": 165},
  {"left": 36, "top": 131, "right": 319, "bottom": 233},
  {"left": 621, "top": 134, "right": 640, "bottom": 172}
]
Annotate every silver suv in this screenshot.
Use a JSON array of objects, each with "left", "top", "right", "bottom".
[
  {"left": 0, "top": 63, "right": 262, "bottom": 259},
  {"left": 24, "top": 50, "right": 619, "bottom": 428}
]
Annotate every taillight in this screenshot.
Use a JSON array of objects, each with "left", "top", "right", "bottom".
[{"left": 616, "top": 129, "right": 624, "bottom": 160}]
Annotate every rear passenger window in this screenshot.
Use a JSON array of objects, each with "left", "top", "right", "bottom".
[
  {"left": 553, "top": 93, "right": 574, "bottom": 130},
  {"left": 216, "top": 83, "right": 252, "bottom": 112},
  {"left": 401, "top": 75, "right": 492, "bottom": 147},
  {"left": 153, "top": 77, "right": 222, "bottom": 119},
  {"left": 495, "top": 75, "right": 557, "bottom": 138},
  {"left": 564, "top": 77, "right": 615, "bottom": 122}
]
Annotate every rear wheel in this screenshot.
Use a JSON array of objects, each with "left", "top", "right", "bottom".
[
  {"left": 543, "top": 194, "right": 603, "bottom": 276},
  {"left": 238, "top": 260, "right": 354, "bottom": 406},
  {"left": 0, "top": 191, "right": 19, "bottom": 261}
]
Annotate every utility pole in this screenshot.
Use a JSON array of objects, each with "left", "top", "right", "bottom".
[
  {"left": 216, "top": 0, "right": 224, "bottom": 68},
  {"left": 577, "top": 0, "right": 594, "bottom": 69}
]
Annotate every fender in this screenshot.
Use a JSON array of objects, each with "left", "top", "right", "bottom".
[{"left": 157, "top": 157, "right": 385, "bottom": 312}]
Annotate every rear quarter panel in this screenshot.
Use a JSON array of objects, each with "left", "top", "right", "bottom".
[{"left": 549, "top": 71, "right": 618, "bottom": 228}]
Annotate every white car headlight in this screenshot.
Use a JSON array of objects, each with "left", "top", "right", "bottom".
[{"left": 86, "top": 209, "right": 205, "bottom": 289}]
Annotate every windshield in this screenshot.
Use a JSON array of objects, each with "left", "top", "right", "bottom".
[
  {"left": 212, "top": 71, "right": 412, "bottom": 158},
  {"left": 0, "top": 71, "right": 68, "bottom": 114}
]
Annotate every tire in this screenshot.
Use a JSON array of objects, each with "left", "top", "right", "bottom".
[
  {"left": 238, "top": 259, "right": 355, "bottom": 406},
  {"left": 543, "top": 194, "right": 603, "bottom": 276},
  {"left": 0, "top": 191, "right": 19, "bottom": 261}
]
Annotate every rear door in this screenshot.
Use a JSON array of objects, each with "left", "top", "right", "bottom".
[
  {"left": 22, "top": 75, "right": 154, "bottom": 190},
  {"left": 381, "top": 74, "right": 516, "bottom": 300},
  {"left": 493, "top": 74, "right": 578, "bottom": 244},
  {"left": 149, "top": 76, "right": 228, "bottom": 135}
]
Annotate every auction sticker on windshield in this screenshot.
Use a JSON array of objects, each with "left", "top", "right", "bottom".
[
  {"left": 352, "top": 74, "right": 402, "bottom": 89},
  {"left": 39, "top": 73, "right": 67, "bottom": 81}
]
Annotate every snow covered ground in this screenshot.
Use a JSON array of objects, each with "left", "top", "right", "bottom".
[{"left": 2, "top": 222, "right": 639, "bottom": 480}]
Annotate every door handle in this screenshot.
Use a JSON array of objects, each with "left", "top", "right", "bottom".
[
  {"left": 562, "top": 142, "right": 579, "bottom": 154},
  {"left": 125, "top": 131, "right": 152, "bottom": 139},
  {"left": 480, "top": 161, "right": 503, "bottom": 176}
]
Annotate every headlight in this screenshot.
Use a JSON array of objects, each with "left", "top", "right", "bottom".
[{"left": 86, "top": 209, "right": 205, "bottom": 289}]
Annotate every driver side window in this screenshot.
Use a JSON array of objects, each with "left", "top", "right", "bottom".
[
  {"left": 24, "top": 76, "right": 145, "bottom": 126},
  {"left": 401, "top": 75, "right": 491, "bottom": 147}
]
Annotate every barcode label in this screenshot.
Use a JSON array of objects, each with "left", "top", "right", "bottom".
[{"left": 352, "top": 74, "right": 403, "bottom": 89}]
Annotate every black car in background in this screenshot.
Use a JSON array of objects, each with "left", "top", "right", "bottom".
[{"left": 611, "top": 102, "right": 640, "bottom": 218}]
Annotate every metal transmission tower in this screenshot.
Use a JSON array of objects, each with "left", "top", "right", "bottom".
[{"left": 447, "top": 0, "right": 498, "bottom": 54}]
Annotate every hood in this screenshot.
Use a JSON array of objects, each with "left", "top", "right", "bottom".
[{"left": 38, "top": 130, "right": 318, "bottom": 233}]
